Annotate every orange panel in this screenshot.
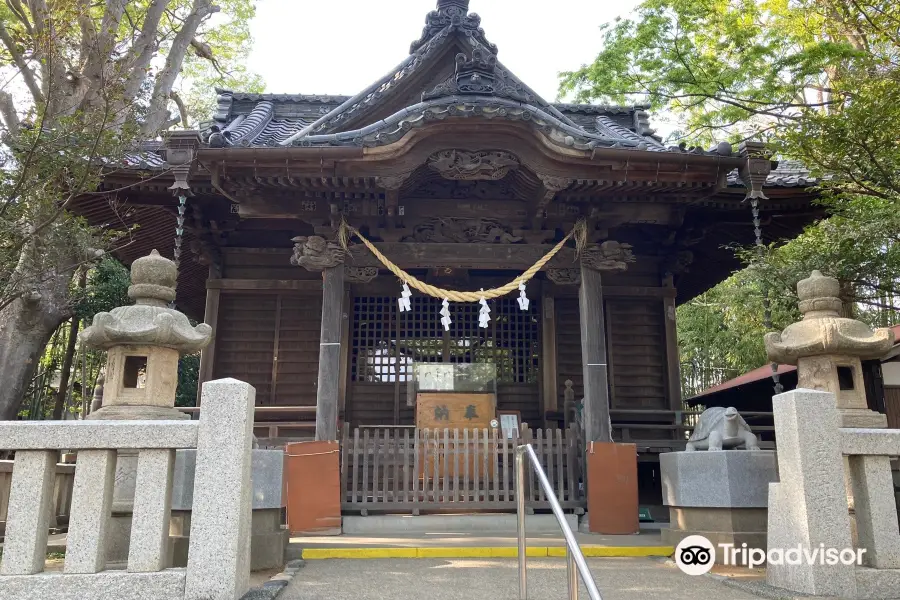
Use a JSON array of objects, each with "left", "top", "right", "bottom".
[
  {"left": 586, "top": 442, "right": 639, "bottom": 535},
  {"left": 416, "top": 393, "right": 496, "bottom": 429},
  {"left": 284, "top": 441, "right": 341, "bottom": 535}
]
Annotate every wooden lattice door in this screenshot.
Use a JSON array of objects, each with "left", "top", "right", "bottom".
[{"left": 348, "top": 296, "right": 541, "bottom": 426}]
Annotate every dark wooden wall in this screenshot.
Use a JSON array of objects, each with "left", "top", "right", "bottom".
[
  {"left": 886, "top": 387, "right": 900, "bottom": 430},
  {"left": 212, "top": 290, "right": 322, "bottom": 406},
  {"left": 208, "top": 250, "right": 677, "bottom": 423},
  {"left": 553, "top": 258, "right": 675, "bottom": 412}
]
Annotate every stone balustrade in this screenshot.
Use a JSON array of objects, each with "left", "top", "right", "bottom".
[
  {"left": 767, "top": 389, "right": 900, "bottom": 599},
  {"left": 1, "top": 461, "right": 74, "bottom": 539},
  {"left": 0, "top": 378, "right": 256, "bottom": 600}
]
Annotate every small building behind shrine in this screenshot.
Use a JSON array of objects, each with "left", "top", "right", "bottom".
[{"left": 79, "top": 0, "right": 823, "bottom": 513}]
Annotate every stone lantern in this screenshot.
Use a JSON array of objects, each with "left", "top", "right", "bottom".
[
  {"left": 765, "top": 270, "right": 895, "bottom": 428},
  {"left": 78, "top": 249, "right": 211, "bottom": 563},
  {"left": 80, "top": 249, "right": 212, "bottom": 421}
]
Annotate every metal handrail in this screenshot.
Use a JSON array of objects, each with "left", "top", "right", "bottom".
[{"left": 515, "top": 444, "right": 602, "bottom": 600}]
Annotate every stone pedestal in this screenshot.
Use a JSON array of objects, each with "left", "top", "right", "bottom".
[
  {"left": 661, "top": 450, "right": 778, "bottom": 562},
  {"left": 169, "top": 448, "right": 287, "bottom": 571}
]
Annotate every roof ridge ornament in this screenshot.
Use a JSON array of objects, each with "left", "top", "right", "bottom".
[
  {"left": 438, "top": 0, "right": 469, "bottom": 9},
  {"left": 422, "top": 48, "right": 533, "bottom": 103},
  {"left": 410, "top": 0, "right": 496, "bottom": 54}
]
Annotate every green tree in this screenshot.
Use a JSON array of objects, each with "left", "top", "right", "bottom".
[
  {"left": 677, "top": 272, "right": 799, "bottom": 398},
  {"left": 0, "top": 0, "right": 260, "bottom": 420},
  {"left": 563, "top": 0, "right": 900, "bottom": 390}
]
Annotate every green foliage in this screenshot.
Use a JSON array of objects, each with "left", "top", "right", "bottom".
[
  {"left": 0, "top": 0, "right": 262, "bottom": 313},
  {"left": 74, "top": 258, "right": 132, "bottom": 321},
  {"left": 0, "top": 0, "right": 260, "bottom": 419},
  {"left": 735, "top": 195, "right": 900, "bottom": 325},
  {"left": 565, "top": 0, "right": 900, "bottom": 393},
  {"left": 677, "top": 272, "right": 799, "bottom": 397},
  {"left": 176, "top": 353, "right": 200, "bottom": 407}
]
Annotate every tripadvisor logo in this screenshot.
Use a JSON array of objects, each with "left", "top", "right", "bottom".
[
  {"left": 675, "top": 535, "right": 868, "bottom": 575},
  {"left": 675, "top": 536, "right": 716, "bottom": 575}
]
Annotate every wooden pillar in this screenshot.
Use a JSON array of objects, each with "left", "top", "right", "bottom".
[
  {"left": 338, "top": 287, "right": 351, "bottom": 423},
  {"left": 663, "top": 275, "right": 682, "bottom": 410},
  {"left": 196, "top": 277, "right": 221, "bottom": 401},
  {"left": 316, "top": 266, "right": 345, "bottom": 441},
  {"left": 540, "top": 284, "right": 558, "bottom": 423},
  {"left": 579, "top": 264, "right": 611, "bottom": 442}
]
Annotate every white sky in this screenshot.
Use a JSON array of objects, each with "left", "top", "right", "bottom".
[{"left": 246, "top": 0, "right": 644, "bottom": 102}]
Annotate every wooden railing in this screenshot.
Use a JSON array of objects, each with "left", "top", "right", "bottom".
[
  {"left": 549, "top": 405, "right": 776, "bottom": 452},
  {"left": 340, "top": 426, "right": 586, "bottom": 514},
  {"left": 611, "top": 409, "right": 776, "bottom": 451}
]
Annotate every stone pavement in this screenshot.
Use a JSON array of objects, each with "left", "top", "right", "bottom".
[{"left": 279, "top": 557, "right": 765, "bottom": 600}]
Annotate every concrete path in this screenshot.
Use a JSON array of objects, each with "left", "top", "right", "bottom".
[
  {"left": 290, "top": 531, "right": 666, "bottom": 549},
  {"left": 280, "top": 557, "right": 765, "bottom": 600}
]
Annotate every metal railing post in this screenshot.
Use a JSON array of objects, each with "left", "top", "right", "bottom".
[
  {"left": 516, "top": 443, "right": 602, "bottom": 600},
  {"left": 516, "top": 445, "right": 528, "bottom": 600},
  {"left": 567, "top": 548, "right": 579, "bottom": 600}
]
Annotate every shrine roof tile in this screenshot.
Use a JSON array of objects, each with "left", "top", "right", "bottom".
[{"left": 726, "top": 160, "right": 820, "bottom": 188}]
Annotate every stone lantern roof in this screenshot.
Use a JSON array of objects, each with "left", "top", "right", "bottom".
[
  {"left": 79, "top": 249, "right": 212, "bottom": 353},
  {"left": 764, "top": 270, "right": 894, "bottom": 364}
]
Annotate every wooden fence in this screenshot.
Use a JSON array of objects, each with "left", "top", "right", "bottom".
[{"left": 340, "top": 426, "right": 586, "bottom": 514}]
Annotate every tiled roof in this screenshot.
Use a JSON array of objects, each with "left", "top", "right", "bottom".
[
  {"left": 201, "top": 2, "right": 674, "bottom": 153},
  {"left": 726, "top": 160, "right": 819, "bottom": 188},
  {"left": 154, "top": 2, "right": 815, "bottom": 189},
  {"left": 554, "top": 103, "right": 651, "bottom": 115},
  {"left": 122, "top": 141, "right": 167, "bottom": 169},
  {"left": 224, "top": 92, "right": 351, "bottom": 103}
]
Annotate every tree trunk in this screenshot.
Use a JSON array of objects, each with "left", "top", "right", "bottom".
[
  {"left": 0, "top": 263, "right": 75, "bottom": 421},
  {"left": 51, "top": 317, "right": 81, "bottom": 420}
]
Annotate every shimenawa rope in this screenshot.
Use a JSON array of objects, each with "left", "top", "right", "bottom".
[{"left": 337, "top": 219, "right": 587, "bottom": 303}]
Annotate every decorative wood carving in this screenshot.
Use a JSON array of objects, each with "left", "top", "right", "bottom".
[
  {"left": 427, "top": 150, "right": 519, "bottom": 181},
  {"left": 401, "top": 218, "right": 522, "bottom": 244},
  {"left": 581, "top": 241, "right": 636, "bottom": 272},
  {"left": 345, "top": 266, "right": 379, "bottom": 283},
  {"left": 375, "top": 173, "right": 412, "bottom": 190},
  {"left": 532, "top": 174, "right": 573, "bottom": 218},
  {"left": 290, "top": 235, "right": 344, "bottom": 271},
  {"left": 547, "top": 268, "right": 581, "bottom": 286},
  {"left": 663, "top": 250, "right": 694, "bottom": 275},
  {"left": 409, "top": 179, "right": 516, "bottom": 200},
  {"left": 539, "top": 174, "right": 574, "bottom": 193}
]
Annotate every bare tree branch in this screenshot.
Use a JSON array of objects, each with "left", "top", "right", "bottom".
[
  {"left": 0, "top": 19, "right": 44, "bottom": 105},
  {"left": 5, "top": 0, "right": 33, "bottom": 37},
  {"left": 122, "top": 0, "right": 171, "bottom": 100},
  {"left": 170, "top": 90, "right": 189, "bottom": 129},
  {"left": 78, "top": 0, "right": 127, "bottom": 110},
  {"left": 0, "top": 90, "right": 19, "bottom": 136},
  {"left": 76, "top": 0, "right": 96, "bottom": 65},
  {"left": 142, "top": 0, "right": 220, "bottom": 136}
]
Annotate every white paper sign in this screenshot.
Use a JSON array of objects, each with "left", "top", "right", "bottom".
[{"left": 500, "top": 413, "right": 520, "bottom": 439}]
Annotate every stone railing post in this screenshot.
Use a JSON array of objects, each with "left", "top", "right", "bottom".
[
  {"left": 767, "top": 389, "right": 856, "bottom": 596},
  {"left": 184, "top": 378, "right": 255, "bottom": 600},
  {"left": 0, "top": 452, "right": 57, "bottom": 575}
]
